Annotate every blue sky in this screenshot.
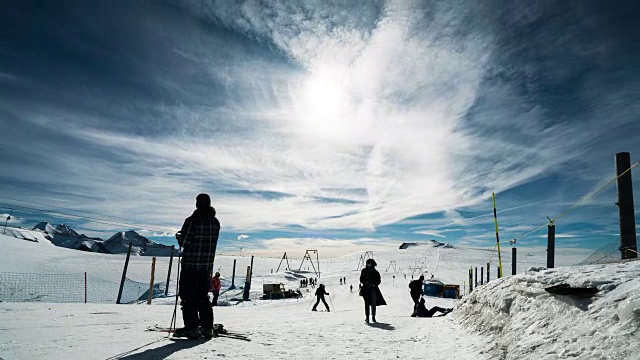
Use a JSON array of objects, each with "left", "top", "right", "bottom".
[{"left": 1, "top": 1, "right": 639, "bottom": 255}]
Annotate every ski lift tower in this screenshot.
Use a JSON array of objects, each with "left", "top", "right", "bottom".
[
  {"left": 299, "top": 250, "right": 321, "bottom": 278},
  {"left": 356, "top": 251, "right": 374, "bottom": 270},
  {"left": 386, "top": 261, "right": 397, "bottom": 272}
]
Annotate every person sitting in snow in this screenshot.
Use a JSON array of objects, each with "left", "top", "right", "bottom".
[
  {"left": 312, "top": 284, "right": 330, "bottom": 312},
  {"left": 409, "top": 275, "right": 424, "bottom": 305},
  {"left": 174, "top": 193, "right": 220, "bottom": 339},
  {"left": 411, "top": 297, "right": 452, "bottom": 318},
  {"left": 210, "top": 272, "right": 222, "bottom": 307}
]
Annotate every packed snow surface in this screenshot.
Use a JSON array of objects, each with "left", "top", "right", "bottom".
[{"left": 0, "top": 234, "right": 635, "bottom": 359}]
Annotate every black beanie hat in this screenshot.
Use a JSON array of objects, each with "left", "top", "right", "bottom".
[
  {"left": 366, "top": 258, "right": 377, "bottom": 267},
  {"left": 196, "top": 193, "right": 211, "bottom": 209}
]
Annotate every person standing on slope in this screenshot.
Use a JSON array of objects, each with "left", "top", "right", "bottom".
[
  {"left": 174, "top": 193, "right": 220, "bottom": 339},
  {"left": 359, "top": 258, "right": 386, "bottom": 323},
  {"left": 210, "top": 272, "right": 222, "bottom": 307},
  {"left": 409, "top": 275, "right": 424, "bottom": 306},
  {"left": 312, "top": 284, "right": 331, "bottom": 312}
]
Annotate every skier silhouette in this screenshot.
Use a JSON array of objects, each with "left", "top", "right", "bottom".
[{"left": 312, "top": 284, "right": 330, "bottom": 312}]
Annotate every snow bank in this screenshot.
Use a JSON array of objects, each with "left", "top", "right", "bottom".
[{"left": 455, "top": 261, "right": 640, "bottom": 359}]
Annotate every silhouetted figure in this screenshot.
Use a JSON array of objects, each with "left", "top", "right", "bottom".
[
  {"left": 409, "top": 275, "right": 424, "bottom": 305},
  {"left": 340, "top": 278, "right": 343, "bottom": 285},
  {"left": 312, "top": 284, "right": 330, "bottom": 312},
  {"left": 210, "top": 272, "right": 222, "bottom": 306},
  {"left": 412, "top": 298, "right": 452, "bottom": 318},
  {"left": 175, "top": 193, "right": 220, "bottom": 340},
  {"left": 359, "top": 258, "right": 386, "bottom": 323},
  {"left": 350, "top": 284, "right": 353, "bottom": 293}
]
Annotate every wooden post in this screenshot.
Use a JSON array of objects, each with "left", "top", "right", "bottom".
[
  {"left": 84, "top": 272, "right": 87, "bottom": 304},
  {"left": 497, "top": 266, "right": 500, "bottom": 279},
  {"left": 487, "top": 263, "right": 490, "bottom": 283},
  {"left": 116, "top": 243, "right": 133, "bottom": 304},
  {"left": 616, "top": 152, "right": 637, "bottom": 259},
  {"left": 230, "top": 259, "right": 236, "bottom": 289},
  {"left": 547, "top": 225, "right": 555, "bottom": 268},
  {"left": 469, "top": 267, "right": 473, "bottom": 293},
  {"left": 512, "top": 247, "right": 517, "bottom": 275},
  {"left": 147, "top": 257, "right": 156, "bottom": 305},
  {"left": 475, "top": 267, "right": 478, "bottom": 287},
  {"left": 243, "top": 265, "right": 251, "bottom": 301},
  {"left": 165, "top": 246, "right": 174, "bottom": 296},
  {"left": 480, "top": 267, "right": 484, "bottom": 285}
]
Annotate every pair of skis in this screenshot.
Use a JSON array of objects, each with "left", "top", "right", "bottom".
[{"left": 146, "top": 324, "right": 251, "bottom": 342}]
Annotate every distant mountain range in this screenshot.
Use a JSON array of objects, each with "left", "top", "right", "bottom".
[
  {"left": 31, "top": 222, "right": 173, "bottom": 256},
  {"left": 399, "top": 240, "right": 454, "bottom": 249}
]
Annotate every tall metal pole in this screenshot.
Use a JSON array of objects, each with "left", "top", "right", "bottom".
[
  {"left": 615, "top": 152, "right": 637, "bottom": 259},
  {"left": 547, "top": 224, "right": 555, "bottom": 268},
  {"left": 116, "top": 243, "right": 133, "bottom": 304},
  {"left": 492, "top": 193, "right": 504, "bottom": 278}
]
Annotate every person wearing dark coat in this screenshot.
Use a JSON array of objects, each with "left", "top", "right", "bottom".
[
  {"left": 312, "top": 284, "right": 330, "bottom": 312},
  {"left": 359, "top": 258, "right": 386, "bottom": 323},
  {"left": 411, "top": 298, "right": 452, "bottom": 317},
  {"left": 409, "top": 275, "right": 424, "bottom": 305},
  {"left": 174, "top": 193, "right": 220, "bottom": 340}
]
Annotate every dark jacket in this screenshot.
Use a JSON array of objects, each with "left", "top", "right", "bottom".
[
  {"left": 179, "top": 207, "right": 220, "bottom": 271},
  {"left": 409, "top": 279, "right": 423, "bottom": 294},
  {"left": 315, "top": 287, "right": 329, "bottom": 298},
  {"left": 359, "top": 267, "right": 387, "bottom": 306},
  {"left": 415, "top": 303, "right": 430, "bottom": 317}
]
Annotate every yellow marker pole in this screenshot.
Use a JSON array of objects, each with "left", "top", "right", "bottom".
[{"left": 492, "top": 193, "right": 504, "bottom": 278}]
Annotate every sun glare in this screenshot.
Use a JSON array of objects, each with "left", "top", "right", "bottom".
[{"left": 297, "top": 69, "right": 350, "bottom": 138}]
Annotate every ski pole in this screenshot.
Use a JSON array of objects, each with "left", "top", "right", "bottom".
[
  {"left": 307, "top": 295, "right": 316, "bottom": 311},
  {"left": 328, "top": 294, "right": 336, "bottom": 312}
]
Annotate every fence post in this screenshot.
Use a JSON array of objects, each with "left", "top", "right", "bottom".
[
  {"left": 469, "top": 267, "right": 473, "bottom": 293},
  {"left": 147, "top": 257, "right": 156, "bottom": 305},
  {"left": 497, "top": 266, "right": 500, "bottom": 279},
  {"left": 165, "top": 246, "right": 174, "bottom": 296},
  {"left": 547, "top": 224, "right": 555, "bottom": 268},
  {"left": 616, "top": 152, "right": 637, "bottom": 259},
  {"left": 243, "top": 266, "right": 251, "bottom": 301},
  {"left": 84, "top": 272, "right": 87, "bottom": 304},
  {"left": 487, "top": 263, "right": 490, "bottom": 283},
  {"left": 230, "top": 259, "right": 237, "bottom": 289},
  {"left": 116, "top": 243, "right": 133, "bottom": 304},
  {"left": 481, "top": 267, "right": 484, "bottom": 285},
  {"left": 475, "top": 267, "right": 478, "bottom": 287},
  {"left": 512, "top": 247, "right": 517, "bottom": 275}
]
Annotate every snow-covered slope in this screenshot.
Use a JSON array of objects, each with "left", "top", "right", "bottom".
[
  {"left": 456, "top": 262, "right": 640, "bottom": 359},
  {"left": 2, "top": 227, "right": 54, "bottom": 245},
  {"left": 0, "top": 232, "right": 635, "bottom": 359},
  {"left": 32, "top": 221, "right": 107, "bottom": 252}
]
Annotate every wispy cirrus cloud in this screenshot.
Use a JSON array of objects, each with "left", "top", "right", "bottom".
[{"left": 0, "top": 1, "right": 637, "bottom": 250}]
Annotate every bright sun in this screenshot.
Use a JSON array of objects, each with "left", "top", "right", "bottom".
[{"left": 298, "top": 68, "right": 350, "bottom": 138}]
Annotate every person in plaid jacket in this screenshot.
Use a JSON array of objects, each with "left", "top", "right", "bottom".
[{"left": 174, "top": 193, "right": 220, "bottom": 339}]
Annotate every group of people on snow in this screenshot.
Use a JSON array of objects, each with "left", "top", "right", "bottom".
[
  {"left": 300, "top": 278, "right": 317, "bottom": 288},
  {"left": 172, "top": 193, "right": 453, "bottom": 339}
]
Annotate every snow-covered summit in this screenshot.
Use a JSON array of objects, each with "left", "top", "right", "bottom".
[
  {"left": 33, "top": 222, "right": 80, "bottom": 237},
  {"left": 104, "top": 230, "right": 173, "bottom": 256}
]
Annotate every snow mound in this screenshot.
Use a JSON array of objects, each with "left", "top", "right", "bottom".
[{"left": 455, "top": 261, "right": 640, "bottom": 359}]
